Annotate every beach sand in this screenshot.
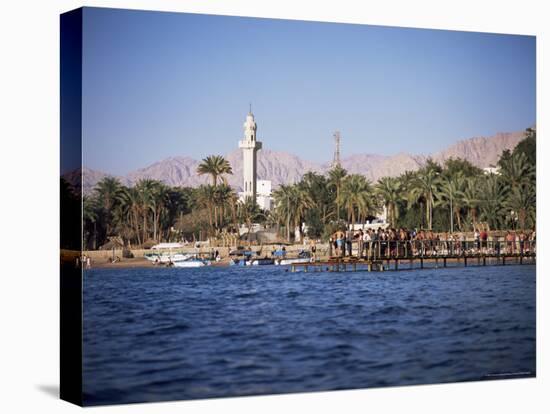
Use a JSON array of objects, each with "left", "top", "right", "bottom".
[
  {"left": 91, "top": 256, "right": 235, "bottom": 269},
  {"left": 91, "top": 257, "right": 152, "bottom": 269}
]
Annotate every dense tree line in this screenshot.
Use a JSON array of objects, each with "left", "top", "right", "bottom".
[{"left": 76, "top": 128, "right": 535, "bottom": 249}]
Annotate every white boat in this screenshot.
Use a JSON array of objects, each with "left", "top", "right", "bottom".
[
  {"left": 250, "top": 258, "right": 275, "bottom": 266},
  {"left": 275, "top": 250, "right": 313, "bottom": 266},
  {"left": 276, "top": 257, "right": 312, "bottom": 266},
  {"left": 145, "top": 252, "right": 193, "bottom": 264},
  {"left": 173, "top": 257, "right": 211, "bottom": 268},
  {"left": 146, "top": 243, "right": 194, "bottom": 264}
]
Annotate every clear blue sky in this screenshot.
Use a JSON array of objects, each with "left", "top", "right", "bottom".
[{"left": 81, "top": 7, "right": 536, "bottom": 175}]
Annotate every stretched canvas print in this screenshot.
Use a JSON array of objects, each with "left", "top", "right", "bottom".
[{"left": 60, "top": 7, "right": 537, "bottom": 406}]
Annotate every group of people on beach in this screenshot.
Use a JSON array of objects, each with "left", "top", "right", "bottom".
[
  {"left": 329, "top": 227, "right": 536, "bottom": 259},
  {"left": 76, "top": 254, "right": 92, "bottom": 269}
]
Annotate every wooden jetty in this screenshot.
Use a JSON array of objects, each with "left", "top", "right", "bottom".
[{"left": 289, "top": 240, "right": 536, "bottom": 273}]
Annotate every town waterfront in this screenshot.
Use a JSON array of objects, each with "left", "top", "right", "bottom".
[{"left": 83, "top": 264, "right": 535, "bottom": 405}]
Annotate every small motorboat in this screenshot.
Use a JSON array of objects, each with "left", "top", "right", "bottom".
[
  {"left": 250, "top": 257, "right": 275, "bottom": 266},
  {"left": 145, "top": 253, "right": 193, "bottom": 264},
  {"left": 277, "top": 257, "right": 312, "bottom": 266},
  {"left": 230, "top": 258, "right": 249, "bottom": 266},
  {"left": 145, "top": 243, "right": 192, "bottom": 264},
  {"left": 172, "top": 255, "right": 211, "bottom": 268},
  {"left": 275, "top": 250, "right": 313, "bottom": 266},
  {"left": 229, "top": 248, "right": 256, "bottom": 266}
]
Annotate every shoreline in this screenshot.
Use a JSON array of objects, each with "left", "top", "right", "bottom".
[
  {"left": 89, "top": 256, "right": 235, "bottom": 269},
  {"left": 85, "top": 254, "right": 535, "bottom": 270}
]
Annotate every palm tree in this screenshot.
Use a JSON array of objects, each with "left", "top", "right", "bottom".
[
  {"left": 83, "top": 195, "right": 99, "bottom": 249},
  {"left": 213, "top": 184, "right": 235, "bottom": 230},
  {"left": 272, "top": 184, "right": 313, "bottom": 242},
  {"left": 291, "top": 185, "right": 314, "bottom": 243},
  {"left": 498, "top": 151, "right": 535, "bottom": 190},
  {"left": 197, "top": 155, "right": 233, "bottom": 187},
  {"left": 338, "top": 174, "right": 375, "bottom": 229},
  {"left": 328, "top": 165, "right": 347, "bottom": 221},
  {"left": 149, "top": 181, "right": 169, "bottom": 242},
  {"left": 300, "top": 172, "right": 334, "bottom": 225},
  {"left": 272, "top": 184, "right": 296, "bottom": 242},
  {"left": 478, "top": 173, "right": 507, "bottom": 230},
  {"left": 161, "top": 187, "right": 192, "bottom": 241},
  {"left": 95, "top": 177, "right": 123, "bottom": 210},
  {"left": 435, "top": 173, "right": 465, "bottom": 232},
  {"left": 227, "top": 188, "right": 240, "bottom": 234},
  {"left": 195, "top": 185, "right": 217, "bottom": 234},
  {"left": 134, "top": 179, "right": 157, "bottom": 243},
  {"left": 94, "top": 176, "right": 124, "bottom": 236},
  {"left": 117, "top": 186, "right": 143, "bottom": 245},
  {"left": 461, "top": 177, "right": 481, "bottom": 227},
  {"left": 505, "top": 184, "right": 536, "bottom": 231},
  {"left": 237, "top": 196, "right": 264, "bottom": 243},
  {"left": 410, "top": 169, "right": 439, "bottom": 230},
  {"left": 375, "top": 177, "right": 402, "bottom": 228}
]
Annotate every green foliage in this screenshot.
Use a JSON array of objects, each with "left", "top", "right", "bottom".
[
  {"left": 238, "top": 196, "right": 266, "bottom": 242},
  {"left": 304, "top": 209, "right": 324, "bottom": 239},
  {"left": 272, "top": 183, "right": 313, "bottom": 242},
  {"left": 513, "top": 127, "right": 536, "bottom": 166},
  {"left": 339, "top": 174, "right": 377, "bottom": 226},
  {"left": 322, "top": 220, "right": 348, "bottom": 241},
  {"left": 396, "top": 203, "right": 423, "bottom": 230},
  {"left": 376, "top": 177, "right": 402, "bottom": 228},
  {"left": 443, "top": 158, "right": 483, "bottom": 178},
  {"left": 83, "top": 132, "right": 536, "bottom": 248},
  {"left": 431, "top": 206, "right": 451, "bottom": 233}
]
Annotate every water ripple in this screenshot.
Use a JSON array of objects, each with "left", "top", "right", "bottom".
[{"left": 83, "top": 265, "right": 536, "bottom": 405}]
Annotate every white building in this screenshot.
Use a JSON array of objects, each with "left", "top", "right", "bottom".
[
  {"left": 237, "top": 110, "right": 273, "bottom": 210},
  {"left": 256, "top": 179, "right": 272, "bottom": 210},
  {"left": 238, "top": 109, "right": 262, "bottom": 202}
]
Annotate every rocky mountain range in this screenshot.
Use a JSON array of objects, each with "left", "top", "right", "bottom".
[{"left": 65, "top": 130, "right": 526, "bottom": 194}]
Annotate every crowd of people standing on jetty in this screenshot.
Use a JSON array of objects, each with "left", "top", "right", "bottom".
[{"left": 328, "top": 227, "right": 536, "bottom": 259}]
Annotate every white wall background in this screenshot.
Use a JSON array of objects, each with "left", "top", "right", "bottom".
[{"left": 0, "top": 0, "right": 547, "bottom": 413}]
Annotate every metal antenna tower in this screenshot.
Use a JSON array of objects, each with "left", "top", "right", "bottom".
[{"left": 332, "top": 131, "right": 341, "bottom": 168}]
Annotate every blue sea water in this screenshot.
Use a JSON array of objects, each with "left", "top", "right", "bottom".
[{"left": 83, "top": 265, "right": 536, "bottom": 405}]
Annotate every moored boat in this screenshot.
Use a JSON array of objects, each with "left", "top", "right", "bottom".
[
  {"left": 172, "top": 257, "right": 211, "bottom": 267},
  {"left": 145, "top": 252, "right": 193, "bottom": 264},
  {"left": 145, "top": 243, "right": 193, "bottom": 264},
  {"left": 276, "top": 257, "right": 312, "bottom": 266},
  {"left": 250, "top": 257, "right": 275, "bottom": 266},
  {"left": 275, "top": 250, "right": 313, "bottom": 266}
]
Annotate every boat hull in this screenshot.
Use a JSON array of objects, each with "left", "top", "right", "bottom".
[
  {"left": 276, "top": 258, "right": 312, "bottom": 266},
  {"left": 173, "top": 260, "right": 211, "bottom": 268},
  {"left": 251, "top": 258, "right": 275, "bottom": 266}
]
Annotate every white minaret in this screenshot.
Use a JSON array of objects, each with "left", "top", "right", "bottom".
[{"left": 238, "top": 106, "right": 262, "bottom": 202}]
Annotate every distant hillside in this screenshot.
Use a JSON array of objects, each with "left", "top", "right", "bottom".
[{"left": 65, "top": 129, "right": 526, "bottom": 194}]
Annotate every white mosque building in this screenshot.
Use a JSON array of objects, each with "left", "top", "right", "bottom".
[{"left": 238, "top": 109, "right": 272, "bottom": 210}]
